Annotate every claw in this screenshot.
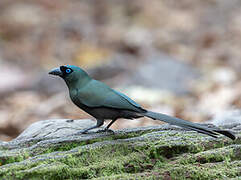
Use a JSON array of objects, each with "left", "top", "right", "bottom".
[
  {"left": 72, "top": 129, "right": 89, "bottom": 135},
  {"left": 70, "top": 128, "right": 114, "bottom": 136},
  {"left": 97, "top": 128, "right": 115, "bottom": 134}
]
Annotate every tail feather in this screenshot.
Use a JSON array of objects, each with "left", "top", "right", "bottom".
[
  {"left": 144, "top": 111, "right": 236, "bottom": 140},
  {"left": 213, "top": 130, "right": 236, "bottom": 140},
  {"left": 183, "top": 126, "right": 218, "bottom": 138}
]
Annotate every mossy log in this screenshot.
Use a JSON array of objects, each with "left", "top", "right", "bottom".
[{"left": 0, "top": 119, "right": 240, "bottom": 179}]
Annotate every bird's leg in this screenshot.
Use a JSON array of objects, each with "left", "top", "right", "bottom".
[
  {"left": 105, "top": 119, "right": 117, "bottom": 130},
  {"left": 96, "top": 119, "right": 117, "bottom": 133},
  {"left": 77, "top": 119, "right": 104, "bottom": 134},
  {"left": 103, "top": 119, "right": 117, "bottom": 132}
]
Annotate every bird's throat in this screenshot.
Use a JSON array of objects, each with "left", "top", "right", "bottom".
[{"left": 64, "top": 77, "right": 91, "bottom": 91}]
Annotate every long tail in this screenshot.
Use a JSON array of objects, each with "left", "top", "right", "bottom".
[{"left": 143, "top": 111, "right": 236, "bottom": 140}]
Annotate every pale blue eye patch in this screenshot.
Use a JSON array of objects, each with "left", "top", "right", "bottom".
[{"left": 66, "top": 68, "right": 72, "bottom": 74}]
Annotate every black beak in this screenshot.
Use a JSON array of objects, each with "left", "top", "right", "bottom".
[{"left": 48, "top": 67, "right": 63, "bottom": 76}]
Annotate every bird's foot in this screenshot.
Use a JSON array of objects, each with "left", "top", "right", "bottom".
[
  {"left": 70, "top": 128, "right": 114, "bottom": 136},
  {"left": 97, "top": 128, "right": 115, "bottom": 134},
  {"left": 73, "top": 129, "right": 90, "bottom": 135}
]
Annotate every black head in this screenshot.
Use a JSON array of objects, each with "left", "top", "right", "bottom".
[
  {"left": 48, "top": 65, "right": 74, "bottom": 78},
  {"left": 49, "top": 65, "right": 91, "bottom": 87}
]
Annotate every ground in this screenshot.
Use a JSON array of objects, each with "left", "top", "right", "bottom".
[{"left": 0, "top": 119, "right": 240, "bottom": 179}]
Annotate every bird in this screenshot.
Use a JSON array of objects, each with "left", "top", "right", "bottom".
[{"left": 49, "top": 65, "right": 236, "bottom": 140}]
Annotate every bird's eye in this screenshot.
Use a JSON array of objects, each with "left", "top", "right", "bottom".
[{"left": 65, "top": 68, "right": 72, "bottom": 74}]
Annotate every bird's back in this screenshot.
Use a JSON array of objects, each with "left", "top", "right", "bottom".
[{"left": 70, "top": 79, "right": 145, "bottom": 113}]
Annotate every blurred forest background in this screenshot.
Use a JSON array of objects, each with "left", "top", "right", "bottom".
[{"left": 0, "top": 0, "right": 241, "bottom": 141}]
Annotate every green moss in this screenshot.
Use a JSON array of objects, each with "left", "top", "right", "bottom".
[
  {"left": 0, "top": 129, "right": 240, "bottom": 179},
  {"left": 164, "top": 160, "right": 241, "bottom": 180},
  {"left": 0, "top": 152, "right": 30, "bottom": 166}
]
